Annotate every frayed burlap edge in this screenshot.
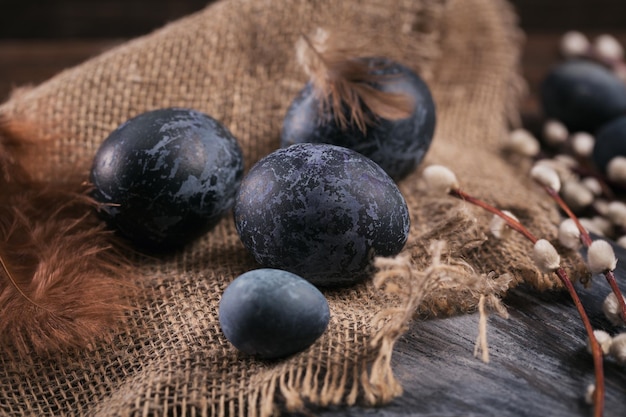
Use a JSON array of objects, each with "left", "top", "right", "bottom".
[
  {"left": 223, "top": 240, "right": 475, "bottom": 417},
  {"left": 393, "top": 0, "right": 589, "bottom": 313},
  {"left": 361, "top": 2, "right": 589, "bottom": 399}
]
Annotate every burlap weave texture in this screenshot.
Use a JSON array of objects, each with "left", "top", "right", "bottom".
[{"left": 0, "top": 0, "right": 587, "bottom": 416}]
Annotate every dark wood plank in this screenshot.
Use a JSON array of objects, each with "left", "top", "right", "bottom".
[
  {"left": 0, "top": 40, "right": 120, "bottom": 102},
  {"left": 509, "top": 0, "right": 626, "bottom": 31},
  {"left": 0, "top": 0, "right": 208, "bottom": 38},
  {"left": 305, "top": 242, "right": 626, "bottom": 417},
  {"left": 0, "top": 0, "right": 624, "bottom": 39}
]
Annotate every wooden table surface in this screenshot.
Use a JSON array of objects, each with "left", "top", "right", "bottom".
[{"left": 1, "top": 1, "right": 626, "bottom": 416}]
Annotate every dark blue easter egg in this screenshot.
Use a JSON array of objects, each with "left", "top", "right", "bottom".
[
  {"left": 592, "top": 115, "right": 626, "bottom": 172},
  {"left": 541, "top": 59, "right": 626, "bottom": 133},
  {"left": 90, "top": 107, "right": 243, "bottom": 250},
  {"left": 233, "top": 143, "right": 410, "bottom": 286},
  {"left": 281, "top": 57, "right": 436, "bottom": 181},
  {"left": 219, "top": 268, "right": 330, "bottom": 359}
]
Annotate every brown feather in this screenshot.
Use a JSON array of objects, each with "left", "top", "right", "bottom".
[
  {"left": 0, "top": 111, "right": 60, "bottom": 145},
  {"left": 296, "top": 28, "right": 414, "bottom": 132},
  {"left": 0, "top": 129, "right": 136, "bottom": 358}
]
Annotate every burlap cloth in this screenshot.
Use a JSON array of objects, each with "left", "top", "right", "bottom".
[{"left": 0, "top": 0, "right": 588, "bottom": 415}]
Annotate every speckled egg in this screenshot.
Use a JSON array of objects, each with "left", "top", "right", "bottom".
[
  {"left": 281, "top": 57, "right": 436, "bottom": 181},
  {"left": 90, "top": 107, "right": 244, "bottom": 250},
  {"left": 233, "top": 143, "right": 410, "bottom": 286}
]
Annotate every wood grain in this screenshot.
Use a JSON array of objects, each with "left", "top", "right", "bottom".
[{"left": 308, "top": 256, "right": 626, "bottom": 416}]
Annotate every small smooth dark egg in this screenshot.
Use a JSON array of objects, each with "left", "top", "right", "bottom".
[{"left": 219, "top": 268, "right": 330, "bottom": 359}]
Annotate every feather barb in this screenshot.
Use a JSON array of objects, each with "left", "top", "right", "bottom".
[
  {"left": 296, "top": 28, "right": 414, "bottom": 132},
  {"left": 0, "top": 161, "right": 136, "bottom": 357}
]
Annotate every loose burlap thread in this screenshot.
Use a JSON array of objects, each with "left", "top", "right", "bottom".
[{"left": 0, "top": 0, "right": 588, "bottom": 416}]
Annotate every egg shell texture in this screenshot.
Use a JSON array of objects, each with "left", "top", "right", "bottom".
[
  {"left": 281, "top": 58, "right": 436, "bottom": 180},
  {"left": 234, "top": 143, "right": 410, "bottom": 286},
  {"left": 90, "top": 108, "right": 244, "bottom": 249}
]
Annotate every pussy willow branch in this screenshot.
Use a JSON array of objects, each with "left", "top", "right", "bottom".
[
  {"left": 449, "top": 187, "right": 605, "bottom": 417},
  {"left": 542, "top": 185, "right": 626, "bottom": 324}
]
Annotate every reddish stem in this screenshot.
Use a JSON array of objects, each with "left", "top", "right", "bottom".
[
  {"left": 569, "top": 159, "right": 617, "bottom": 201},
  {"left": 544, "top": 186, "right": 626, "bottom": 324},
  {"left": 555, "top": 267, "right": 605, "bottom": 417},
  {"left": 543, "top": 187, "right": 593, "bottom": 247},
  {"left": 449, "top": 187, "right": 605, "bottom": 416},
  {"left": 450, "top": 189, "right": 536, "bottom": 243}
]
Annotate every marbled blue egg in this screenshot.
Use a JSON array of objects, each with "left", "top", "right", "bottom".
[
  {"left": 234, "top": 143, "right": 410, "bottom": 286},
  {"left": 219, "top": 268, "right": 330, "bottom": 359},
  {"left": 90, "top": 108, "right": 244, "bottom": 250},
  {"left": 281, "top": 57, "right": 436, "bottom": 181}
]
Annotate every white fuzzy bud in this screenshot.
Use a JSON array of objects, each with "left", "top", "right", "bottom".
[
  {"left": 530, "top": 164, "right": 561, "bottom": 192},
  {"left": 543, "top": 119, "right": 569, "bottom": 145},
  {"left": 584, "top": 383, "right": 596, "bottom": 405},
  {"left": 609, "top": 333, "right": 626, "bottom": 364},
  {"left": 603, "top": 292, "right": 626, "bottom": 326},
  {"left": 571, "top": 132, "right": 595, "bottom": 158},
  {"left": 579, "top": 217, "right": 614, "bottom": 238},
  {"left": 561, "top": 31, "right": 590, "bottom": 57},
  {"left": 422, "top": 165, "right": 459, "bottom": 194},
  {"left": 590, "top": 216, "right": 614, "bottom": 237},
  {"left": 561, "top": 179, "right": 595, "bottom": 211},
  {"left": 594, "top": 34, "right": 624, "bottom": 61},
  {"left": 587, "top": 239, "right": 618, "bottom": 274},
  {"left": 607, "top": 156, "right": 626, "bottom": 184},
  {"left": 558, "top": 218, "right": 582, "bottom": 250},
  {"left": 490, "top": 210, "right": 518, "bottom": 239},
  {"left": 617, "top": 235, "right": 626, "bottom": 249},
  {"left": 532, "top": 239, "right": 561, "bottom": 273},
  {"left": 587, "top": 329, "right": 613, "bottom": 355},
  {"left": 581, "top": 177, "right": 603, "bottom": 197},
  {"left": 593, "top": 198, "right": 610, "bottom": 216},
  {"left": 554, "top": 154, "right": 579, "bottom": 169},
  {"left": 579, "top": 218, "right": 604, "bottom": 237},
  {"left": 537, "top": 157, "right": 580, "bottom": 184},
  {"left": 507, "top": 129, "right": 540, "bottom": 156},
  {"left": 607, "top": 201, "right": 626, "bottom": 228}
]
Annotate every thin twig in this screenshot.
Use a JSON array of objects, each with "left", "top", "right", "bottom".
[
  {"left": 449, "top": 187, "right": 605, "bottom": 417},
  {"left": 543, "top": 185, "right": 626, "bottom": 324}
]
